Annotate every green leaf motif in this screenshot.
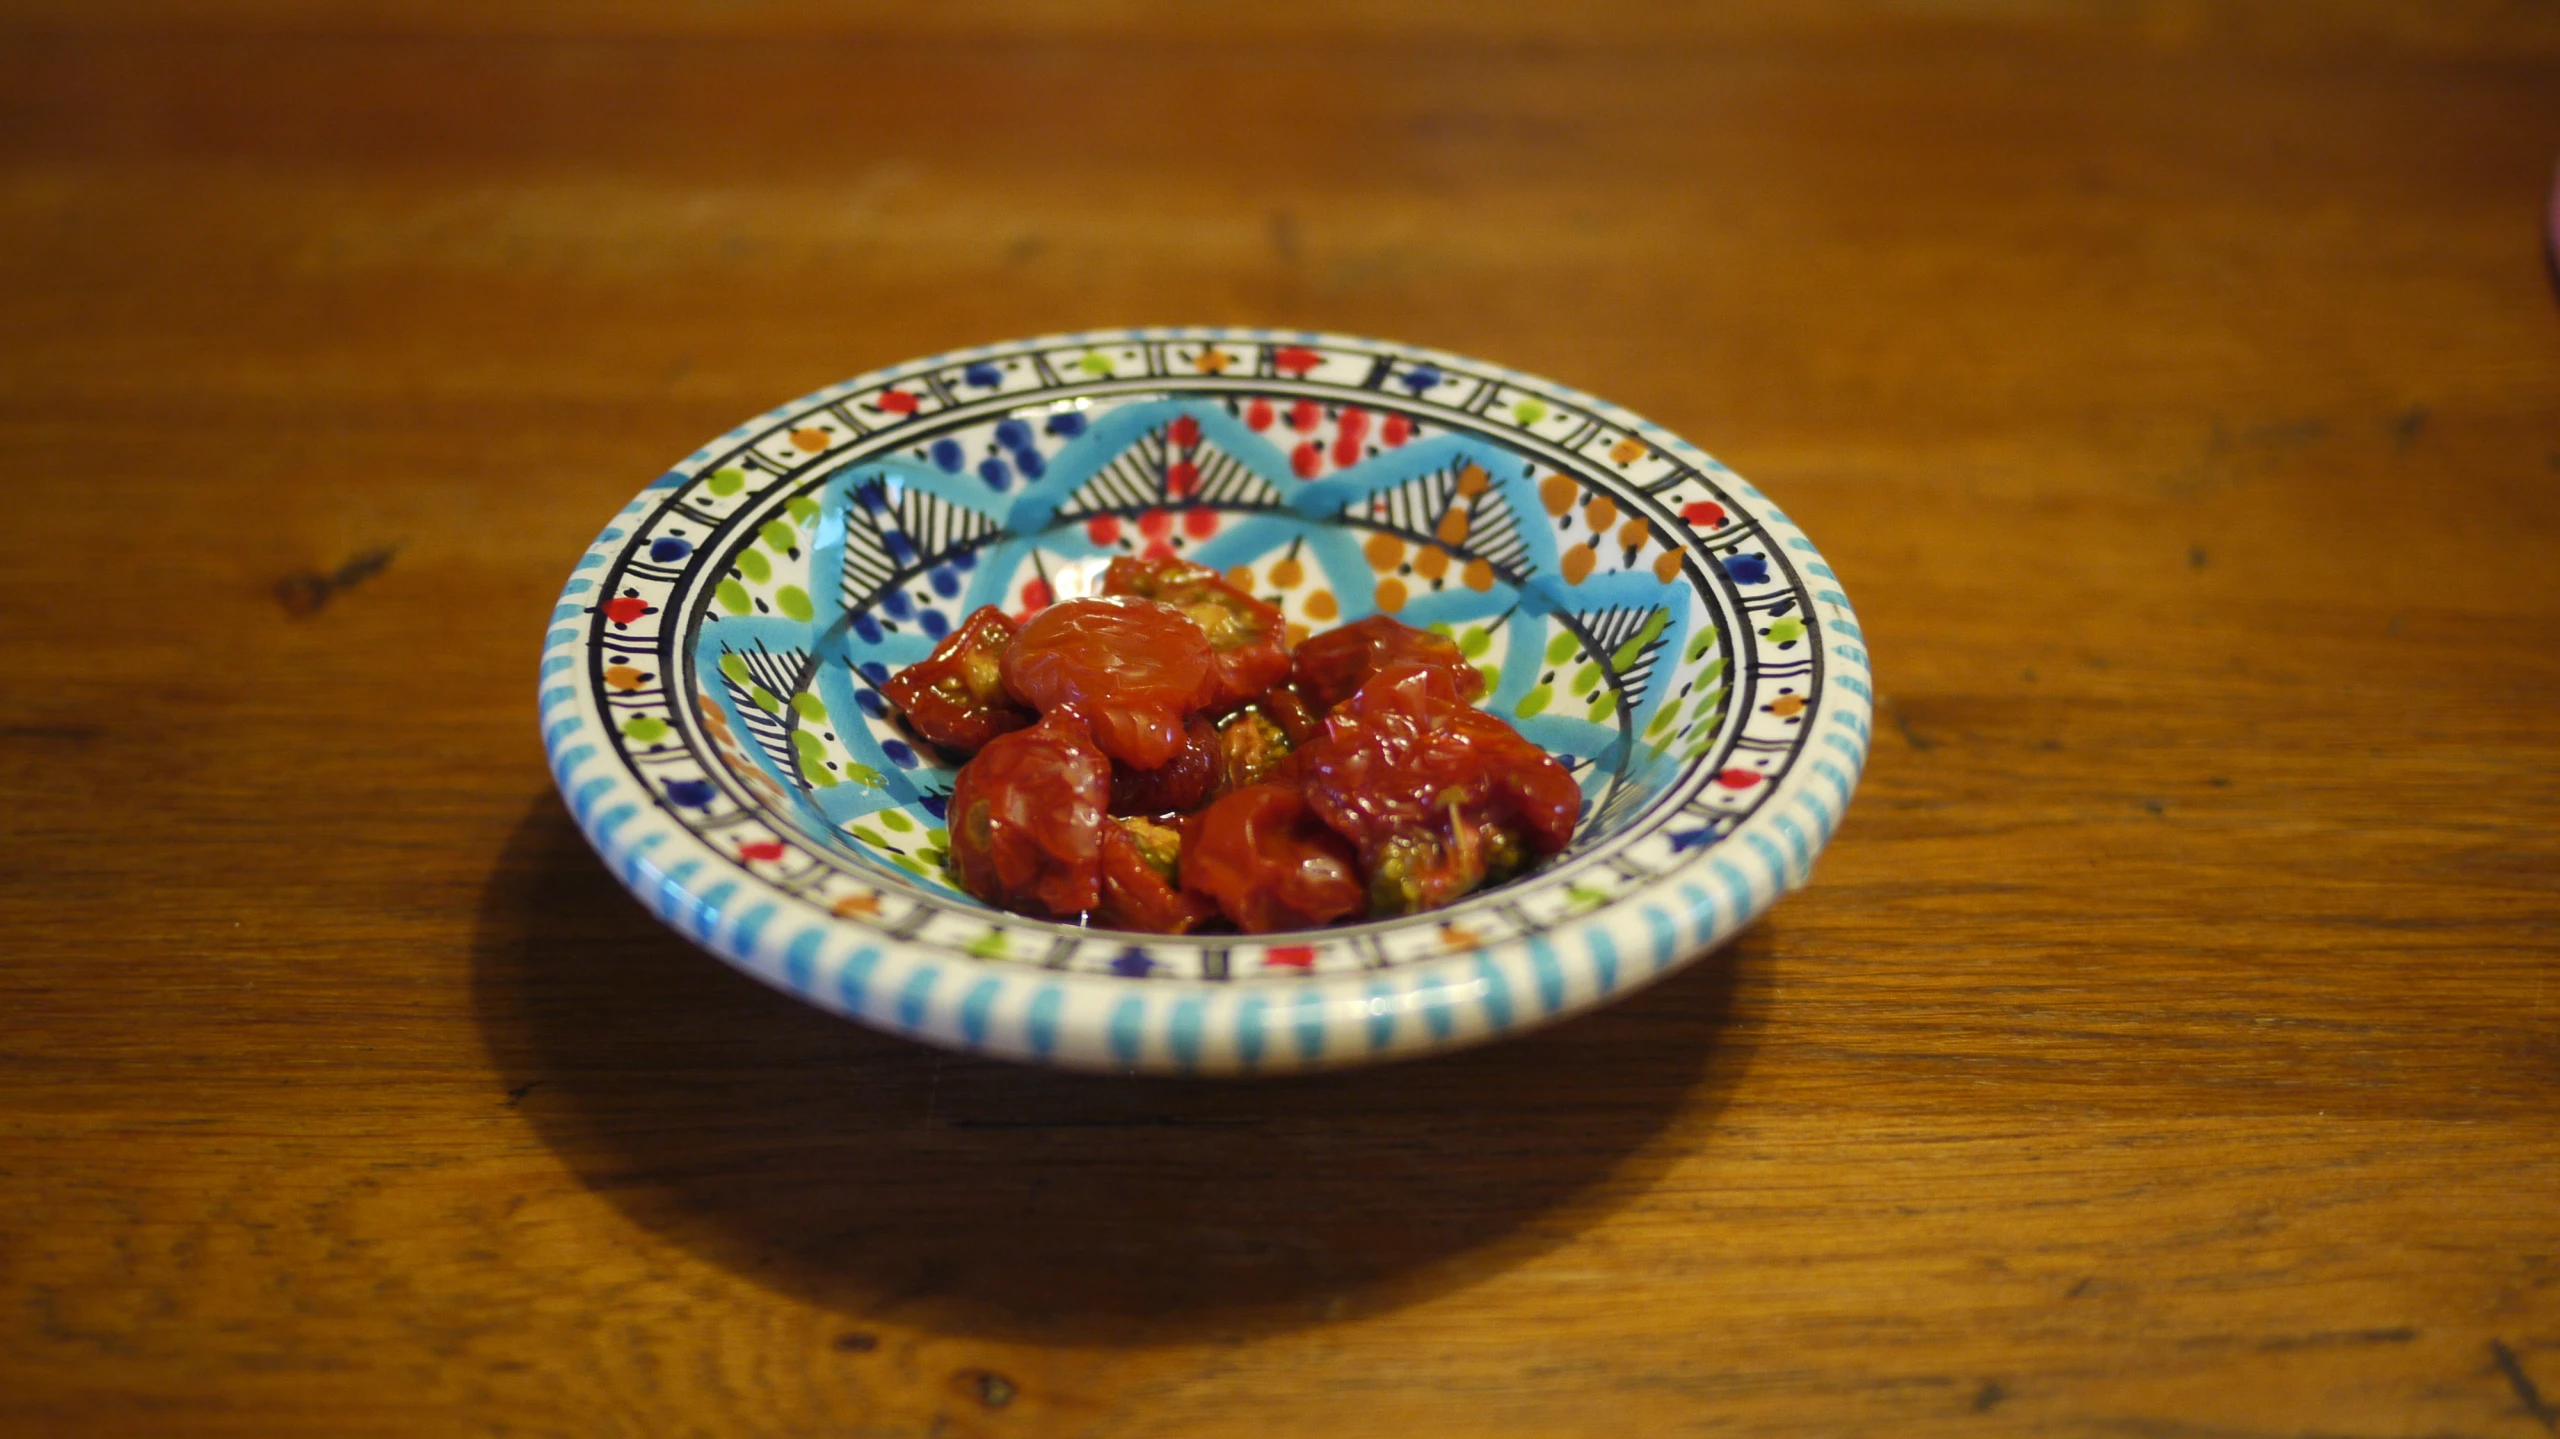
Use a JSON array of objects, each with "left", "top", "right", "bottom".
[
  {"left": 706, "top": 467, "right": 746, "bottom": 496},
  {"left": 878, "top": 809, "right": 914, "bottom": 833},
  {"left": 620, "top": 716, "right": 670, "bottom": 744},
  {"left": 736, "top": 549, "right": 771, "bottom": 584},
  {"left": 716, "top": 580, "right": 751, "bottom": 615},
  {"left": 792, "top": 730, "right": 837, "bottom": 788},
  {"left": 774, "top": 585, "right": 814, "bottom": 622},
  {"left": 1544, "top": 631, "right": 1579, "bottom": 665},
  {"left": 719, "top": 653, "right": 751, "bottom": 683},
  {"left": 1611, "top": 608, "right": 1670, "bottom": 671},
  {"left": 785, "top": 496, "right": 821, "bottom": 525},
  {"left": 1516, "top": 685, "right": 1552, "bottom": 718},
  {"left": 790, "top": 691, "right": 827, "bottom": 722},
  {"left": 760, "top": 519, "right": 797, "bottom": 553}
]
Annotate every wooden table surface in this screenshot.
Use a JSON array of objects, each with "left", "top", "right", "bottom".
[{"left": 5, "top": 4, "right": 2559, "bottom": 1434}]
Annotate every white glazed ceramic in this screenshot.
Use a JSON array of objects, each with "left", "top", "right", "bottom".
[{"left": 539, "top": 328, "right": 1870, "bottom": 1073}]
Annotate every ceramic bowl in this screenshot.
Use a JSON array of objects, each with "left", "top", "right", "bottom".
[{"left": 539, "top": 328, "right": 1870, "bottom": 1073}]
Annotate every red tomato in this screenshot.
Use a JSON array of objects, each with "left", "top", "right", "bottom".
[
  {"left": 999, "top": 595, "right": 1216, "bottom": 768},
  {"left": 1297, "top": 663, "right": 1581, "bottom": 914},
  {"left": 1110, "top": 714, "right": 1220, "bottom": 816},
  {"left": 946, "top": 710, "right": 1110, "bottom": 917},
  {"left": 1181, "top": 782, "right": 1366, "bottom": 933},
  {"left": 1289, "top": 614, "right": 1486, "bottom": 712},
  {"left": 1100, "top": 554, "right": 1291, "bottom": 711},
  {"left": 1259, "top": 682, "right": 1327, "bottom": 745},
  {"left": 1094, "top": 818, "right": 1221, "bottom": 934},
  {"left": 878, "top": 604, "right": 1033, "bottom": 754}
]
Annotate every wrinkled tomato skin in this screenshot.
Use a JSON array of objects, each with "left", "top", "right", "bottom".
[
  {"left": 1297, "top": 663, "right": 1581, "bottom": 913},
  {"left": 1181, "top": 783, "right": 1366, "bottom": 933},
  {"left": 878, "top": 604, "right": 1033, "bottom": 754},
  {"left": 1101, "top": 555, "right": 1291, "bottom": 711},
  {"left": 946, "top": 711, "right": 1110, "bottom": 918},
  {"left": 1289, "top": 614, "right": 1485, "bottom": 712},
  {"left": 1110, "top": 715, "right": 1220, "bottom": 816},
  {"left": 1094, "top": 823, "right": 1221, "bottom": 934},
  {"left": 999, "top": 595, "right": 1217, "bottom": 768}
]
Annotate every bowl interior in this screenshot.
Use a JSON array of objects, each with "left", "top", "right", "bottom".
[{"left": 599, "top": 347, "right": 1800, "bottom": 956}]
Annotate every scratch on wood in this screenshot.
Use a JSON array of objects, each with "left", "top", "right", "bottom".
[
  {"left": 2492, "top": 1338, "right": 2558, "bottom": 1433},
  {"left": 2252, "top": 1327, "right": 2417, "bottom": 1351},
  {"left": 276, "top": 544, "right": 398, "bottom": 617},
  {"left": 954, "top": 1368, "right": 1016, "bottom": 1409},
  {"left": 0, "top": 724, "right": 102, "bottom": 742},
  {"left": 1884, "top": 697, "right": 1935, "bottom": 752},
  {"left": 1971, "top": 1379, "right": 2006, "bottom": 1411}
]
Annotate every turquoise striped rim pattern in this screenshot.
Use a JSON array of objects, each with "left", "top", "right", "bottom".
[{"left": 541, "top": 328, "right": 1870, "bottom": 1073}]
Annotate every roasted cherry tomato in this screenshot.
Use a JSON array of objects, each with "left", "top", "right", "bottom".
[
  {"left": 1110, "top": 714, "right": 1220, "bottom": 816},
  {"left": 1212, "top": 705, "right": 1297, "bottom": 796},
  {"left": 1101, "top": 554, "right": 1292, "bottom": 711},
  {"left": 1289, "top": 613, "right": 1487, "bottom": 712},
  {"left": 1094, "top": 817, "right": 1220, "bottom": 934},
  {"left": 1258, "top": 682, "right": 1327, "bottom": 745},
  {"left": 878, "top": 604, "right": 1033, "bottom": 754},
  {"left": 999, "top": 595, "right": 1216, "bottom": 768},
  {"left": 946, "top": 710, "right": 1110, "bottom": 918},
  {"left": 1297, "top": 662, "right": 1581, "bottom": 915},
  {"left": 1180, "top": 782, "right": 1366, "bottom": 932}
]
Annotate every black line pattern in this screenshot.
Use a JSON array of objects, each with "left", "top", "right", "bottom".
[
  {"left": 1052, "top": 427, "right": 1171, "bottom": 515},
  {"left": 1575, "top": 604, "right": 1674, "bottom": 713},
  {"left": 834, "top": 474, "right": 1004, "bottom": 612},
  {"left": 1191, "top": 444, "right": 1284, "bottom": 509},
  {"left": 717, "top": 641, "right": 812, "bottom": 778}
]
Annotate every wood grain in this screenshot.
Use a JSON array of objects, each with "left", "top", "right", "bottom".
[{"left": 3, "top": 4, "right": 2557, "bottom": 1434}]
